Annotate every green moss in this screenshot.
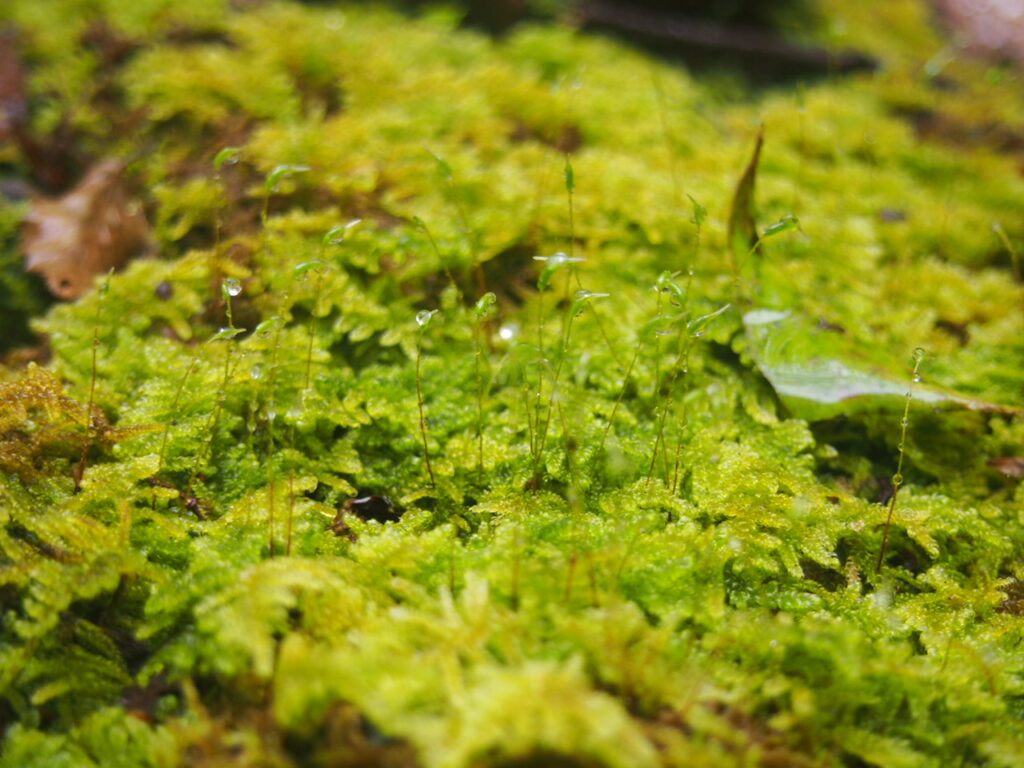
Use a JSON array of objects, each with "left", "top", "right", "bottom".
[{"left": 1, "top": 1, "right": 1023, "bottom": 766}]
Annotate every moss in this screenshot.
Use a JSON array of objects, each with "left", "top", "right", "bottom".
[{"left": 1, "top": 1, "right": 1023, "bottom": 766}]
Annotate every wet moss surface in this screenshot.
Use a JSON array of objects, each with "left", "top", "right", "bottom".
[{"left": 1, "top": 1, "right": 1023, "bottom": 766}]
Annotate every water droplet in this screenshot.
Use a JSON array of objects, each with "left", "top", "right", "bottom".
[
  {"left": 498, "top": 323, "right": 519, "bottom": 341},
  {"left": 155, "top": 281, "right": 173, "bottom": 300},
  {"left": 416, "top": 309, "right": 437, "bottom": 327},
  {"left": 900, "top": 418, "right": 909, "bottom": 427},
  {"left": 912, "top": 373, "right": 922, "bottom": 383},
  {"left": 250, "top": 364, "right": 265, "bottom": 380},
  {"left": 223, "top": 277, "right": 242, "bottom": 297},
  {"left": 912, "top": 347, "right": 926, "bottom": 363},
  {"left": 892, "top": 472, "right": 903, "bottom": 485}
]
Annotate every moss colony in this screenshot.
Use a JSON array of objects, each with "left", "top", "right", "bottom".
[{"left": 2, "top": 1, "right": 1024, "bottom": 766}]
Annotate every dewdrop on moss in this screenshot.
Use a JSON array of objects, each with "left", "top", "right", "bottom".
[
  {"left": 222, "top": 277, "right": 242, "bottom": 297},
  {"left": 498, "top": 323, "right": 519, "bottom": 342},
  {"left": 416, "top": 309, "right": 438, "bottom": 327}
]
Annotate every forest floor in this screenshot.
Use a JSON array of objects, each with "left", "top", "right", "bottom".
[{"left": 1, "top": 1, "right": 1024, "bottom": 767}]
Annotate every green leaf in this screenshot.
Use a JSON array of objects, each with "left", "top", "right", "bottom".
[{"left": 742, "top": 309, "right": 1020, "bottom": 420}]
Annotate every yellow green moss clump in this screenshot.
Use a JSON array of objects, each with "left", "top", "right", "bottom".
[{"left": 1, "top": 1, "right": 1023, "bottom": 766}]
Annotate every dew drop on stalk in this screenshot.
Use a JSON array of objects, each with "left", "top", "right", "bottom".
[
  {"left": 223, "top": 277, "right": 242, "bottom": 297},
  {"left": 416, "top": 309, "right": 437, "bottom": 327},
  {"left": 249, "top": 364, "right": 265, "bottom": 380}
]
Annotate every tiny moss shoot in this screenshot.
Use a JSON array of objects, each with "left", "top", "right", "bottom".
[
  {"left": 415, "top": 308, "right": 438, "bottom": 487},
  {"left": 474, "top": 292, "right": 497, "bottom": 474},
  {"left": 876, "top": 347, "right": 926, "bottom": 574},
  {"left": 189, "top": 277, "right": 244, "bottom": 500},
  {"left": 74, "top": 271, "right": 111, "bottom": 492}
]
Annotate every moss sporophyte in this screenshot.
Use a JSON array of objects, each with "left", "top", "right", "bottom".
[{"left": 2, "top": 1, "right": 1024, "bottom": 767}]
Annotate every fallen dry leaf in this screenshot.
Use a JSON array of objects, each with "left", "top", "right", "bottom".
[
  {"left": 21, "top": 159, "right": 150, "bottom": 299},
  {"left": 988, "top": 457, "right": 1024, "bottom": 478}
]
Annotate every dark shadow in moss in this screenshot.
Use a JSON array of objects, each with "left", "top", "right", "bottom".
[
  {"left": 284, "top": 701, "right": 421, "bottom": 768},
  {"left": 491, "top": 752, "right": 604, "bottom": 768},
  {"left": 799, "top": 558, "right": 844, "bottom": 592}
]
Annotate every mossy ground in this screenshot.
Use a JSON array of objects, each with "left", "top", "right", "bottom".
[{"left": 1, "top": 1, "right": 1023, "bottom": 766}]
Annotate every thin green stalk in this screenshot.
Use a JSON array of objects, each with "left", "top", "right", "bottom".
[
  {"left": 415, "top": 310, "right": 438, "bottom": 487},
  {"left": 152, "top": 348, "right": 201, "bottom": 509},
  {"left": 75, "top": 272, "right": 112, "bottom": 492},
  {"left": 189, "top": 279, "right": 243, "bottom": 499},
  {"left": 474, "top": 293, "right": 497, "bottom": 475},
  {"left": 875, "top": 348, "right": 925, "bottom": 574}
]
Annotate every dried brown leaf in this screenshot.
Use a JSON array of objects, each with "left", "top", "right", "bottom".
[
  {"left": 727, "top": 125, "right": 764, "bottom": 274},
  {"left": 988, "top": 457, "right": 1024, "bottom": 478},
  {"left": 21, "top": 159, "right": 150, "bottom": 299}
]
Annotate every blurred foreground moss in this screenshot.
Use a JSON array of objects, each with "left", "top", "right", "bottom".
[{"left": 1, "top": 1, "right": 1023, "bottom": 766}]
